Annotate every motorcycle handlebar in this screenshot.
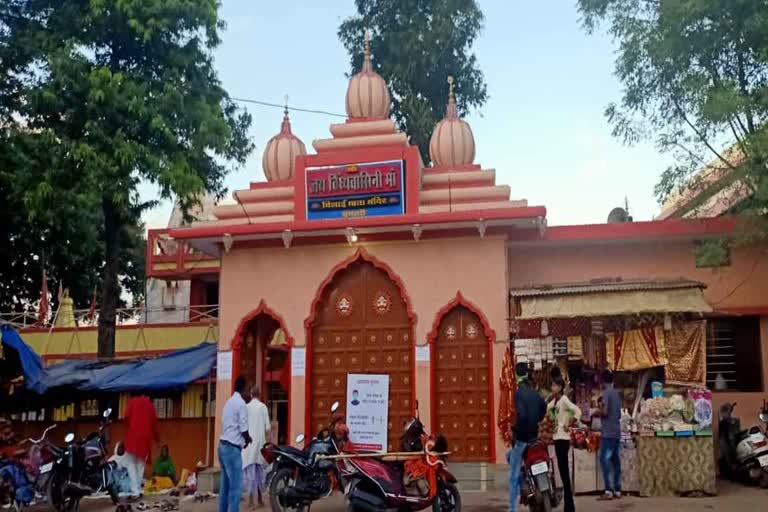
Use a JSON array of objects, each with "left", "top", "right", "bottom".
[{"left": 23, "top": 424, "right": 58, "bottom": 445}]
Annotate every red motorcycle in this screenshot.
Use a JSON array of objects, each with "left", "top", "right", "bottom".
[
  {"left": 343, "top": 405, "right": 460, "bottom": 512},
  {"left": 519, "top": 440, "right": 558, "bottom": 512}
]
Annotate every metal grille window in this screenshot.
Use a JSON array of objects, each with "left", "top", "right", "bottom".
[{"left": 706, "top": 316, "right": 762, "bottom": 392}]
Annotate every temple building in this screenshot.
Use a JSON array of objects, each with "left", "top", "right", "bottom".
[{"left": 6, "top": 36, "right": 766, "bottom": 483}]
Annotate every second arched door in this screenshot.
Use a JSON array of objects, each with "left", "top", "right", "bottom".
[{"left": 432, "top": 304, "right": 492, "bottom": 461}]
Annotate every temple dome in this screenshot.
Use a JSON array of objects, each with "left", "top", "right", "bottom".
[
  {"left": 345, "top": 32, "right": 391, "bottom": 120},
  {"left": 262, "top": 108, "right": 306, "bottom": 182},
  {"left": 429, "top": 76, "right": 476, "bottom": 168}
]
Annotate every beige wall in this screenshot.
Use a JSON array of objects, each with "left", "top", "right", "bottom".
[
  {"left": 507, "top": 240, "right": 768, "bottom": 311},
  {"left": 215, "top": 236, "right": 510, "bottom": 463}
]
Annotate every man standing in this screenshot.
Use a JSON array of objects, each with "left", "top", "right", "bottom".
[
  {"left": 219, "top": 376, "right": 251, "bottom": 512},
  {"left": 242, "top": 386, "right": 270, "bottom": 510},
  {"left": 597, "top": 370, "right": 622, "bottom": 500},
  {"left": 124, "top": 393, "right": 158, "bottom": 499},
  {"left": 508, "top": 363, "right": 546, "bottom": 512}
]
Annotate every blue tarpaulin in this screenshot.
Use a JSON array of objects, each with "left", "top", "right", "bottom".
[
  {"left": 1, "top": 324, "right": 44, "bottom": 391},
  {"left": 0, "top": 326, "right": 216, "bottom": 394}
]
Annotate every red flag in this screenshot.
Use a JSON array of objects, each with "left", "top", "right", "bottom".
[
  {"left": 37, "top": 270, "right": 49, "bottom": 326},
  {"left": 87, "top": 286, "right": 98, "bottom": 321}
]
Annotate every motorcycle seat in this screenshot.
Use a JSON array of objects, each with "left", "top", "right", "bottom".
[{"left": 277, "top": 446, "right": 307, "bottom": 461}]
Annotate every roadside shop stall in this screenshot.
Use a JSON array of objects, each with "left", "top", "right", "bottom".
[{"left": 508, "top": 279, "right": 717, "bottom": 497}]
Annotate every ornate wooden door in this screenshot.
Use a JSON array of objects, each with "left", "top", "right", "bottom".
[
  {"left": 433, "top": 305, "right": 492, "bottom": 461},
  {"left": 310, "top": 258, "right": 413, "bottom": 452}
]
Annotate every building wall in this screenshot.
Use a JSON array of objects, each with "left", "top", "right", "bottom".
[
  {"left": 20, "top": 323, "right": 218, "bottom": 361},
  {"left": 145, "top": 278, "right": 192, "bottom": 324},
  {"left": 216, "top": 236, "right": 510, "bottom": 463},
  {"left": 508, "top": 240, "right": 768, "bottom": 434}
]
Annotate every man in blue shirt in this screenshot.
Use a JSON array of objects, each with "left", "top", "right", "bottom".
[
  {"left": 597, "top": 370, "right": 622, "bottom": 500},
  {"left": 508, "top": 362, "right": 546, "bottom": 512}
]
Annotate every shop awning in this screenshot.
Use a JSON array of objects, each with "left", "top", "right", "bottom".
[{"left": 511, "top": 279, "right": 713, "bottom": 319}]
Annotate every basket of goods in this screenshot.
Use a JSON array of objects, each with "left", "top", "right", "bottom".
[
  {"left": 538, "top": 415, "right": 555, "bottom": 444},
  {"left": 570, "top": 428, "right": 589, "bottom": 450},
  {"left": 585, "top": 431, "right": 601, "bottom": 452}
]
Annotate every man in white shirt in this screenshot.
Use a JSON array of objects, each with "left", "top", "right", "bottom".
[
  {"left": 242, "top": 386, "right": 271, "bottom": 509},
  {"left": 218, "top": 376, "right": 251, "bottom": 512}
]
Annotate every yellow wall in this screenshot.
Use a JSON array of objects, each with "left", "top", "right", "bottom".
[{"left": 20, "top": 323, "right": 219, "bottom": 360}]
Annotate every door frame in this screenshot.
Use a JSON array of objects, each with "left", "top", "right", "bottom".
[
  {"left": 303, "top": 248, "right": 418, "bottom": 437},
  {"left": 231, "top": 299, "right": 294, "bottom": 438},
  {"left": 428, "top": 291, "right": 497, "bottom": 462}
]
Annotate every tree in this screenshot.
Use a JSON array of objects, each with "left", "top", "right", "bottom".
[
  {"left": 0, "top": 129, "right": 145, "bottom": 316},
  {"left": 577, "top": 0, "right": 768, "bottom": 238},
  {"left": 0, "top": 0, "right": 252, "bottom": 357},
  {"left": 339, "top": 0, "right": 488, "bottom": 164}
]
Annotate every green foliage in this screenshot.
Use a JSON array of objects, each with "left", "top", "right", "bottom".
[
  {"left": 577, "top": 0, "right": 768, "bottom": 233},
  {"left": 339, "top": 0, "right": 488, "bottom": 164},
  {"left": 694, "top": 239, "right": 730, "bottom": 268},
  {"left": 0, "top": 0, "right": 252, "bottom": 353}
]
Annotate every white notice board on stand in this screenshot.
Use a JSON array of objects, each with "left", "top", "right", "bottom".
[{"left": 346, "top": 374, "right": 389, "bottom": 452}]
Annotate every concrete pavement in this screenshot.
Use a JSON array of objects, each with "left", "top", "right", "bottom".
[{"left": 65, "top": 480, "right": 768, "bottom": 512}]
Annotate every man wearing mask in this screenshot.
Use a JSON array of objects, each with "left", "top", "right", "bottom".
[{"left": 508, "top": 362, "right": 546, "bottom": 512}]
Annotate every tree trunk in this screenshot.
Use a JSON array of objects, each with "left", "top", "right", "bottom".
[{"left": 97, "top": 197, "right": 121, "bottom": 359}]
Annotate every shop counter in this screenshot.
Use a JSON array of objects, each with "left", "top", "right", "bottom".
[{"left": 636, "top": 436, "right": 716, "bottom": 496}]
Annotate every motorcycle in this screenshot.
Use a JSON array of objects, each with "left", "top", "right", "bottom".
[
  {"left": 47, "top": 408, "right": 119, "bottom": 512},
  {"left": 519, "top": 440, "right": 558, "bottom": 512},
  {"left": 0, "top": 424, "right": 62, "bottom": 510},
  {"left": 262, "top": 401, "right": 347, "bottom": 511},
  {"left": 718, "top": 401, "right": 768, "bottom": 487},
  {"left": 343, "top": 403, "right": 460, "bottom": 512}
]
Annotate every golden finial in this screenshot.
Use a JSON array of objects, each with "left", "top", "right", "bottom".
[
  {"left": 444, "top": 76, "right": 457, "bottom": 119},
  {"left": 362, "top": 30, "right": 373, "bottom": 71}
]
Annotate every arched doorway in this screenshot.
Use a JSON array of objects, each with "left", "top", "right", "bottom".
[
  {"left": 307, "top": 252, "right": 415, "bottom": 452},
  {"left": 430, "top": 295, "right": 494, "bottom": 461},
  {"left": 234, "top": 303, "right": 292, "bottom": 445}
]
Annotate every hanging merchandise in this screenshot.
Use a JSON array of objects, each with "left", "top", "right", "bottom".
[
  {"left": 497, "top": 347, "right": 516, "bottom": 447},
  {"left": 514, "top": 338, "right": 555, "bottom": 366},
  {"left": 664, "top": 321, "right": 706, "bottom": 386},
  {"left": 567, "top": 336, "right": 583, "bottom": 360},
  {"left": 606, "top": 326, "right": 668, "bottom": 371}
]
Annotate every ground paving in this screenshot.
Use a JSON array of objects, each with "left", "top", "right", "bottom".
[{"left": 62, "top": 480, "right": 768, "bottom": 512}]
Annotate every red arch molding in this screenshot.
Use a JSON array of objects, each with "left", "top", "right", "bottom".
[
  {"left": 427, "top": 291, "right": 497, "bottom": 462},
  {"left": 230, "top": 299, "right": 294, "bottom": 438},
  {"left": 303, "top": 247, "right": 418, "bottom": 437}
]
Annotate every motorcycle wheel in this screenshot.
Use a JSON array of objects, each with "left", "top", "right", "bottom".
[
  {"left": 760, "top": 471, "right": 768, "bottom": 489},
  {"left": 432, "top": 482, "right": 461, "bottom": 512},
  {"left": 45, "top": 471, "right": 77, "bottom": 512},
  {"left": 0, "top": 480, "right": 21, "bottom": 512},
  {"left": 268, "top": 467, "right": 299, "bottom": 512},
  {"left": 532, "top": 490, "right": 551, "bottom": 512}
]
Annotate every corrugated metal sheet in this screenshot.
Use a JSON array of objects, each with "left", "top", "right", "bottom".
[{"left": 510, "top": 278, "right": 706, "bottom": 298}]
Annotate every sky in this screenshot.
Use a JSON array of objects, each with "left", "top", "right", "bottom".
[{"left": 141, "top": 0, "right": 673, "bottom": 230}]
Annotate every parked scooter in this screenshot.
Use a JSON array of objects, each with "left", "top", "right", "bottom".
[
  {"left": 718, "top": 402, "right": 768, "bottom": 487},
  {"left": 343, "top": 403, "right": 460, "bottom": 512},
  {"left": 262, "top": 401, "right": 347, "bottom": 512},
  {"left": 47, "top": 408, "right": 119, "bottom": 512},
  {"left": 519, "top": 440, "right": 558, "bottom": 512}
]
